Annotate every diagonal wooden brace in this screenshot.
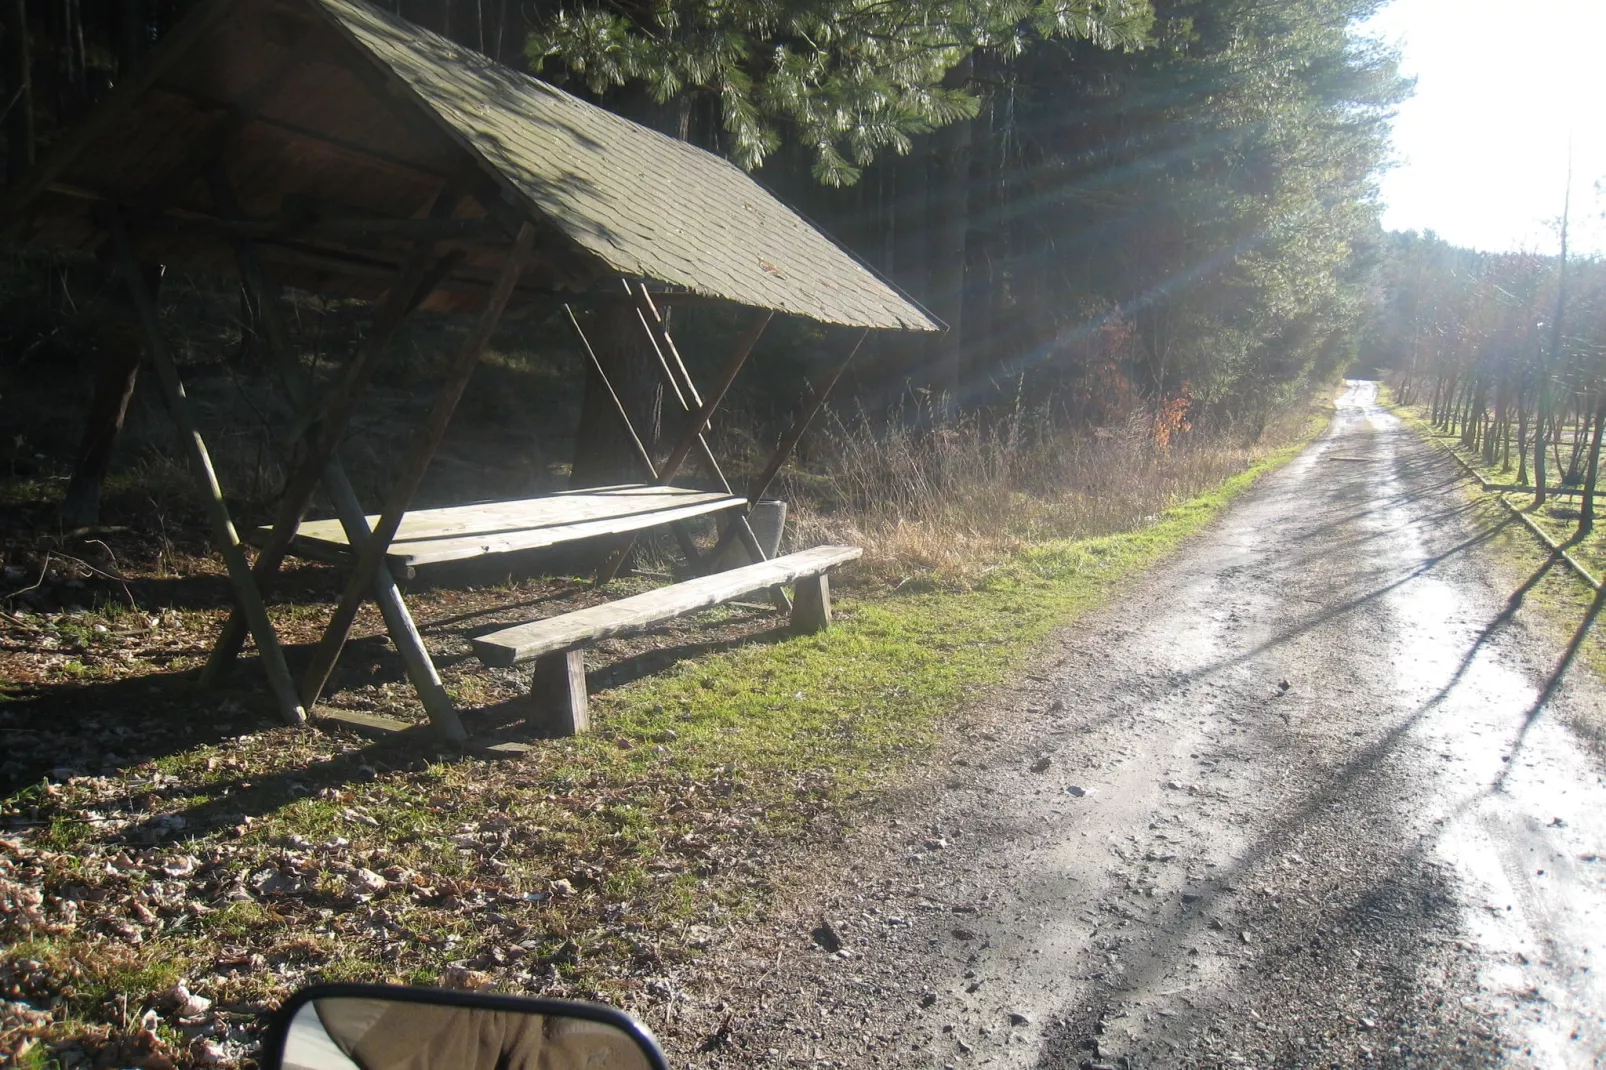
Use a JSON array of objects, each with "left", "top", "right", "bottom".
[
  {"left": 658, "top": 308, "right": 772, "bottom": 484},
  {"left": 622, "top": 283, "right": 787, "bottom": 607},
  {"left": 299, "top": 223, "right": 538, "bottom": 711},
  {"left": 591, "top": 303, "right": 768, "bottom": 584},
  {"left": 210, "top": 203, "right": 465, "bottom": 741},
  {"left": 709, "top": 328, "right": 869, "bottom": 566},
  {"left": 106, "top": 211, "right": 306, "bottom": 726},
  {"left": 563, "top": 306, "right": 702, "bottom": 570},
  {"left": 200, "top": 196, "right": 458, "bottom": 686}
]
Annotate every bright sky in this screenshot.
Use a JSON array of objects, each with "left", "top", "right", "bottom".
[{"left": 1361, "top": 0, "right": 1606, "bottom": 256}]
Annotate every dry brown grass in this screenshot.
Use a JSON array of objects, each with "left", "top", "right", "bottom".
[{"left": 775, "top": 393, "right": 1329, "bottom": 584}]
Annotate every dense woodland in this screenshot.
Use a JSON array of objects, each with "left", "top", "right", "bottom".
[
  {"left": 1370, "top": 228, "right": 1606, "bottom": 537},
  {"left": 2, "top": 0, "right": 1405, "bottom": 446}
]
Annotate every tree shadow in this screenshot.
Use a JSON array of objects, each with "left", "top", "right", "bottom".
[{"left": 1031, "top": 552, "right": 1570, "bottom": 1067}]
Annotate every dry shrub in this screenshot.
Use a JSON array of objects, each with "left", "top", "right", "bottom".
[{"left": 776, "top": 393, "right": 1316, "bottom": 584}]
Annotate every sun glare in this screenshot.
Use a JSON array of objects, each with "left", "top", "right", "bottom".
[{"left": 1364, "top": 0, "right": 1606, "bottom": 255}]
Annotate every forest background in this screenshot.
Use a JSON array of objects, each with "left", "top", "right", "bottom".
[{"left": 0, "top": 0, "right": 1422, "bottom": 571}]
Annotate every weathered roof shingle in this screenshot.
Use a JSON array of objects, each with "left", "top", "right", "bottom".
[{"left": 314, "top": 0, "right": 938, "bottom": 331}]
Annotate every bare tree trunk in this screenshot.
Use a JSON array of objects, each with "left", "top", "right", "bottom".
[
  {"left": 61, "top": 263, "right": 165, "bottom": 529},
  {"left": 1538, "top": 170, "right": 1571, "bottom": 506},
  {"left": 1579, "top": 386, "right": 1606, "bottom": 539},
  {"left": 929, "top": 53, "right": 973, "bottom": 414},
  {"left": 1516, "top": 383, "right": 1529, "bottom": 486}
]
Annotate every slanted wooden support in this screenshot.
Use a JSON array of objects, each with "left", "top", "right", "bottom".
[
  {"left": 105, "top": 211, "right": 306, "bottom": 726},
  {"left": 529, "top": 651, "right": 588, "bottom": 736},
  {"left": 210, "top": 199, "right": 466, "bottom": 740},
  {"left": 299, "top": 222, "right": 538, "bottom": 710},
  {"left": 200, "top": 194, "right": 458, "bottom": 685},
  {"left": 710, "top": 328, "right": 869, "bottom": 565},
  {"left": 658, "top": 308, "right": 772, "bottom": 484},
  {"left": 619, "top": 281, "right": 787, "bottom": 607},
  {"left": 563, "top": 305, "right": 703, "bottom": 569},
  {"left": 590, "top": 303, "right": 768, "bottom": 584}
]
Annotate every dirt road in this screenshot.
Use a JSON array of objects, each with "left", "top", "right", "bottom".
[{"left": 681, "top": 381, "right": 1606, "bottom": 1069}]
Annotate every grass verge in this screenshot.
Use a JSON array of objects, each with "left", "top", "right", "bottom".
[{"left": 0, "top": 404, "right": 1327, "bottom": 1068}]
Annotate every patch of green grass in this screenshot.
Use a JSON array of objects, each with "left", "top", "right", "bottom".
[
  {"left": 581, "top": 430, "right": 1317, "bottom": 807},
  {"left": 35, "top": 814, "right": 94, "bottom": 850}
]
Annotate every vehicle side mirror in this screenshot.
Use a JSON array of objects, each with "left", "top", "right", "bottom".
[{"left": 260, "top": 983, "right": 671, "bottom": 1070}]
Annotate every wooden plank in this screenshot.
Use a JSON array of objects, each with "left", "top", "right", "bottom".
[
  {"left": 315, "top": 709, "right": 426, "bottom": 739},
  {"left": 284, "top": 485, "right": 736, "bottom": 543},
  {"left": 472, "top": 545, "right": 862, "bottom": 667},
  {"left": 303, "top": 495, "right": 743, "bottom": 567},
  {"left": 300, "top": 221, "right": 538, "bottom": 710},
  {"left": 107, "top": 211, "right": 306, "bottom": 727},
  {"left": 265, "top": 487, "right": 743, "bottom": 565}
]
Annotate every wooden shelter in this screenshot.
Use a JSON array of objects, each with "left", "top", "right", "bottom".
[{"left": 0, "top": 0, "right": 938, "bottom": 741}]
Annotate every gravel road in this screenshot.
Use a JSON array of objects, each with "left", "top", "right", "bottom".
[{"left": 677, "top": 381, "right": 1606, "bottom": 1070}]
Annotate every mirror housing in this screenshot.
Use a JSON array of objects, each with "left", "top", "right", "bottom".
[{"left": 260, "top": 983, "right": 670, "bottom": 1070}]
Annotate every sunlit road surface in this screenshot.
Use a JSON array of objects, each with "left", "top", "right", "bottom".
[
  {"left": 692, "top": 380, "right": 1606, "bottom": 1070},
  {"left": 1000, "top": 380, "right": 1606, "bottom": 1068}
]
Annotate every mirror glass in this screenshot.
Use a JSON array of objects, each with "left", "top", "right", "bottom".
[{"left": 281, "top": 996, "right": 656, "bottom": 1070}]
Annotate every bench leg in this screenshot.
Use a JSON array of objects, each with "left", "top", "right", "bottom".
[
  {"left": 791, "top": 573, "right": 832, "bottom": 633},
  {"left": 528, "top": 650, "right": 589, "bottom": 736}
]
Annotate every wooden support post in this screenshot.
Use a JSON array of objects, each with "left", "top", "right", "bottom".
[
  {"left": 527, "top": 650, "right": 588, "bottom": 736},
  {"left": 105, "top": 211, "right": 306, "bottom": 726},
  {"left": 620, "top": 283, "right": 786, "bottom": 607},
  {"left": 710, "top": 329, "right": 869, "bottom": 565},
  {"left": 200, "top": 200, "right": 457, "bottom": 685},
  {"left": 212, "top": 206, "right": 466, "bottom": 741},
  {"left": 299, "top": 222, "right": 537, "bottom": 710},
  {"left": 790, "top": 573, "right": 832, "bottom": 633}
]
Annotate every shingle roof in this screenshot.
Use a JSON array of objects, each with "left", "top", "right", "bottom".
[{"left": 312, "top": 0, "right": 939, "bottom": 331}]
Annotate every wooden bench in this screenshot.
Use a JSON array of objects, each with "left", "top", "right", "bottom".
[{"left": 471, "top": 544, "right": 863, "bottom": 735}]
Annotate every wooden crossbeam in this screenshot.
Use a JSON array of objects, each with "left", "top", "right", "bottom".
[
  {"left": 205, "top": 171, "right": 466, "bottom": 740},
  {"left": 614, "top": 281, "right": 787, "bottom": 608},
  {"left": 658, "top": 308, "right": 772, "bottom": 483},
  {"left": 200, "top": 189, "right": 461, "bottom": 684},
  {"left": 299, "top": 222, "right": 539, "bottom": 710},
  {"left": 105, "top": 209, "right": 306, "bottom": 726}
]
